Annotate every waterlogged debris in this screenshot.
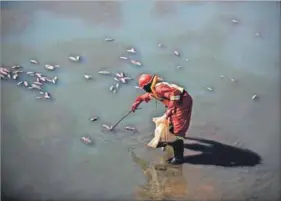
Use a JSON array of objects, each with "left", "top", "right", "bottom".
[
  {"left": 45, "top": 64, "right": 55, "bottom": 71},
  {"left": 206, "top": 87, "right": 213, "bottom": 91},
  {"left": 17, "top": 81, "right": 23, "bottom": 86},
  {"left": 98, "top": 71, "right": 111, "bottom": 75},
  {"left": 30, "top": 59, "right": 39, "bottom": 64},
  {"left": 84, "top": 74, "right": 92, "bottom": 80},
  {"left": 104, "top": 37, "right": 115, "bottom": 42},
  {"left": 12, "top": 65, "right": 22, "bottom": 70},
  {"left": 127, "top": 47, "right": 137, "bottom": 54},
  {"left": 130, "top": 59, "right": 142, "bottom": 66},
  {"left": 252, "top": 94, "right": 259, "bottom": 101},
  {"left": 173, "top": 50, "right": 180, "bottom": 57},
  {"left": 120, "top": 56, "right": 128, "bottom": 60},
  {"left": 68, "top": 56, "right": 81, "bottom": 62},
  {"left": 80, "top": 136, "right": 94, "bottom": 146},
  {"left": 102, "top": 124, "right": 113, "bottom": 130},
  {"left": 125, "top": 126, "right": 137, "bottom": 132},
  {"left": 90, "top": 116, "right": 99, "bottom": 122}
]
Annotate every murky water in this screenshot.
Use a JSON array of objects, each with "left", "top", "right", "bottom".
[{"left": 1, "top": 1, "right": 280, "bottom": 200}]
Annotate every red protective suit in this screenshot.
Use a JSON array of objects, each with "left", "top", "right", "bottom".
[{"left": 132, "top": 82, "right": 193, "bottom": 138}]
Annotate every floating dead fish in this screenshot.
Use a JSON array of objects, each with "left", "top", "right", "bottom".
[
  {"left": 120, "top": 72, "right": 125, "bottom": 77},
  {"left": 45, "top": 64, "right": 55, "bottom": 71},
  {"left": 120, "top": 56, "right": 128, "bottom": 60},
  {"left": 84, "top": 74, "right": 92, "bottom": 80},
  {"left": 7, "top": 74, "right": 11, "bottom": 79},
  {"left": 206, "top": 87, "right": 213, "bottom": 91},
  {"left": 185, "top": 58, "right": 189, "bottom": 61},
  {"left": 229, "top": 77, "right": 237, "bottom": 83},
  {"left": 115, "top": 83, "right": 120, "bottom": 89},
  {"left": 120, "top": 77, "right": 126, "bottom": 84},
  {"left": 40, "top": 91, "right": 44, "bottom": 95},
  {"left": 176, "top": 65, "right": 183, "bottom": 69},
  {"left": 173, "top": 50, "right": 180, "bottom": 56},
  {"left": 23, "top": 81, "right": 29, "bottom": 87},
  {"left": 35, "top": 73, "right": 42, "bottom": 78},
  {"left": 252, "top": 94, "right": 259, "bottom": 101},
  {"left": 0, "top": 71, "right": 8, "bottom": 76},
  {"left": 90, "top": 116, "right": 99, "bottom": 122},
  {"left": 98, "top": 71, "right": 111, "bottom": 75},
  {"left": 124, "top": 77, "right": 133, "bottom": 80},
  {"left": 30, "top": 59, "right": 39, "bottom": 64},
  {"left": 220, "top": 75, "right": 225, "bottom": 78},
  {"left": 12, "top": 74, "right": 19, "bottom": 80},
  {"left": 157, "top": 43, "right": 163, "bottom": 48},
  {"left": 116, "top": 73, "right": 123, "bottom": 78},
  {"left": 12, "top": 65, "right": 22, "bottom": 69},
  {"left": 31, "top": 84, "right": 42, "bottom": 90},
  {"left": 102, "top": 124, "right": 113, "bottom": 130},
  {"left": 127, "top": 48, "right": 137, "bottom": 54},
  {"left": 39, "top": 77, "right": 47, "bottom": 82},
  {"left": 232, "top": 19, "right": 239, "bottom": 24},
  {"left": 26, "top": 71, "right": 35, "bottom": 76},
  {"left": 109, "top": 85, "right": 115, "bottom": 91},
  {"left": 35, "top": 96, "right": 43, "bottom": 99},
  {"left": 104, "top": 38, "right": 115, "bottom": 42},
  {"left": 52, "top": 76, "right": 58, "bottom": 84},
  {"left": 54, "top": 65, "right": 60, "bottom": 68},
  {"left": 44, "top": 92, "right": 51, "bottom": 99},
  {"left": 113, "top": 77, "right": 120, "bottom": 82},
  {"left": 68, "top": 56, "right": 81, "bottom": 62},
  {"left": 112, "top": 89, "right": 117, "bottom": 94},
  {"left": 0, "top": 67, "right": 10, "bottom": 73},
  {"left": 0, "top": 74, "right": 6, "bottom": 79},
  {"left": 125, "top": 126, "right": 137, "bottom": 132},
  {"left": 13, "top": 70, "right": 23, "bottom": 74},
  {"left": 33, "top": 81, "right": 43, "bottom": 86},
  {"left": 130, "top": 60, "right": 142, "bottom": 66},
  {"left": 17, "top": 81, "right": 23, "bottom": 86},
  {"left": 80, "top": 136, "right": 94, "bottom": 145},
  {"left": 134, "top": 86, "right": 141, "bottom": 89}
]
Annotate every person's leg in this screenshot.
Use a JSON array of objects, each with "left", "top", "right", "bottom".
[{"left": 169, "top": 138, "right": 184, "bottom": 164}]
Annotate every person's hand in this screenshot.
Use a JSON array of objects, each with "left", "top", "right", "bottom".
[{"left": 131, "top": 101, "right": 141, "bottom": 112}]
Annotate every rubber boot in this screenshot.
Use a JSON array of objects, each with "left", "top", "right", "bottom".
[{"left": 169, "top": 139, "right": 184, "bottom": 165}]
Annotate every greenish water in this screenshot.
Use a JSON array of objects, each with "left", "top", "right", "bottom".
[{"left": 1, "top": 1, "right": 280, "bottom": 200}]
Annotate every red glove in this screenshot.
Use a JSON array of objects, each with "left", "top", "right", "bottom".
[{"left": 132, "top": 97, "right": 142, "bottom": 112}]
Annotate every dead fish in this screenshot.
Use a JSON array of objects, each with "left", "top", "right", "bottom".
[
  {"left": 45, "top": 64, "right": 55, "bottom": 71},
  {"left": 109, "top": 85, "right": 115, "bottom": 91},
  {"left": 120, "top": 77, "right": 127, "bottom": 84},
  {"left": 185, "top": 58, "right": 189, "bottom": 61},
  {"left": 0, "top": 67, "right": 9, "bottom": 73},
  {"left": 127, "top": 48, "right": 137, "bottom": 54},
  {"left": 26, "top": 71, "right": 35, "bottom": 76},
  {"left": 23, "top": 81, "right": 29, "bottom": 87},
  {"left": 84, "top": 74, "right": 92, "bottom": 80},
  {"left": 90, "top": 116, "right": 99, "bottom": 122},
  {"left": 112, "top": 89, "right": 117, "bottom": 94},
  {"left": 12, "top": 74, "right": 19, "bottom": 80},
  {"left": 44, "top": 92, "right": 51, "bottom": 99},
  {"left": 80, "top": 136, "right": 94, "bottom": 145},
  {"left": 104, "top": 38, "right": 115, "bottom": 42},
  {"left": 40, "top": 91, "right": 44, "bottom": 95},
  {"left": 220, "top": 75, "right": 225, "bottom": 78},
  {"left": 115, "top": 83, "right": 120, "bottom": 89},
  {"left": 176, "top": 65, "right": 183, "bottom": 69},
  {"left": 134, "top": 86, "right": 141, "bottom": 89},
  {"left": 113, "top": 77, "right": 120, "bottom": 82},
  {"left": 252, "top": 94, "right": 259, "bottom": 101},
  {"left": 0, "top": 71, "right": 8, "bottom": 76},
  {"left": 0, "top": 74, "right": 6, "bottom": 79},
  {"left": 229, "top": 77, "right": 236, "bottom": 83},
  {"left": 17, "top": 81, "right": 23, "bottom": 86},
  {"left": 68, "top": 56, "right": 81, "bottom": 62},
  {"left": 33, "top": 81, "right": 43, "bottom": 86},
  {"left": 120, "top": 72, "right": 125, "bottom": 77},
  {"left": 125, "top": 126, "right": 136, "bottom": 132},
  {"left": 124, "top": 77, "right": 133, "bottom": 80},
  {"left": 120, "top": 56, "right": 128, "bottom": 60},
  {"left": 98, "top": 71, "right": 111, "bottom": 75},
  {"left": 173, "top": 50, "right": 180, "bottom": 56},
  {"left": 35, "top": 73, "right": 42, "bottom": 78},
  {"left": 30, "top": 59, "right": 39, "bottom": 64},
  {"left": 7, "top": 74, "right": 11, "bottom": 79},
  {"left": 130, "top": 60, "right": 142, "bottom": 66},
  {"left": 35, "top": 96, "right": 43, "bottom": 99},
  {"left": 31, "top": 84, "right": 42, "bottom": 90},
  {"left": 39, "top": 77, "right": 47, "bottom": 82},
  {"left": 157, "top": 43, "right": 163, "bottom": 48},
  {"left": 102, "top": 124, "right": 113, "bottom": 130},
  {"left": 12, "top": 65, "right": 22, "bottom": 69},
  {"left": 54, "top": 64, "right": 60, "bottom": 68},
  {"left": 206, "top": 87, "right": 213, "bottom": 91},
  {"left": 52, "top": 76, "right": 58, "bottom": 84},
  {"left": 232, "top": 19, "right": 239, "bottom": 24},
  {"left": 13, "top": 70, "right": 23, "bottom": 74},
  {"left": 116, "top": 72, "right": 123, "bottom": 78}
]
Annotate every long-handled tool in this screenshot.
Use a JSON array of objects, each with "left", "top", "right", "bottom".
[{"left": 111, "top": 108, "right": 142, "bottom": 130}]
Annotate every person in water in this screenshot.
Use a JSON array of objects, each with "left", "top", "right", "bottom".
[{"left": 131, "top": 74, "right": 193, "bottom": 164}]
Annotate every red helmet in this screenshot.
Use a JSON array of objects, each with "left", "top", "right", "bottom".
[{"left": 138, "top": 74, "right": 153, "bottom": 88}]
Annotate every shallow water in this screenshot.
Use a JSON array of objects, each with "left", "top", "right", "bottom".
[{"left": 1, "top": 1, "right": 280, "bottom": 200}]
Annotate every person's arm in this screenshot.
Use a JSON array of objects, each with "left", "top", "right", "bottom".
[{"left": 131, "top": 93, "right": 152, "bottom": 112}]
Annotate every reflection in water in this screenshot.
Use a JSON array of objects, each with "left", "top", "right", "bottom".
[{"left": 131, "top": 148, "right": 188, "bottom": 200}]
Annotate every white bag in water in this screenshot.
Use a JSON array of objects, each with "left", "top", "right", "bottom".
[{"left": 147, "top": 115, "right": 177, "bottom": 148}]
